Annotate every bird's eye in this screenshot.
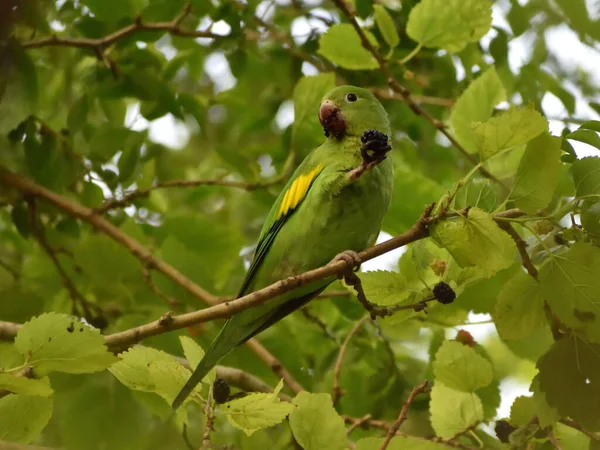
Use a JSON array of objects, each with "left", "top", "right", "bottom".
[{"left": 346, "top": 93, "right": 358, "bottom": 102}]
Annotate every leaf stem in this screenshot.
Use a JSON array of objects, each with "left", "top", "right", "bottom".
[{"left": 399, "top": 43, "right": 423, "bottom": 64}]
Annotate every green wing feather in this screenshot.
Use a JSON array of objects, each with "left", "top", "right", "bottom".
[{"left": 172, "top": 163, "right": 325, "bottom": 410}]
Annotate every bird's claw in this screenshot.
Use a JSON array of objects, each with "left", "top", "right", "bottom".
[
  {"left": 332, "top": 250, "right": 362, "bottom": 276},
  {"left": 360, "top": 129, "right": 391, "bottom": 165},
  {"left": 348, "top": 130, "right": 391, "bottom": 181}
]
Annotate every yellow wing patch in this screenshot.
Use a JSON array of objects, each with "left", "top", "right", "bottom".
[{"left": 277, "top": 164, "right": 324, "bottom": 219}]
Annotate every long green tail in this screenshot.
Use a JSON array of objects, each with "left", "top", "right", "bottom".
[
  {"left": 172, "top": 287, "right": 326, "bottom": 410},
  {"left": 172, "top": 322, "right": 238, "bottom": 410}
]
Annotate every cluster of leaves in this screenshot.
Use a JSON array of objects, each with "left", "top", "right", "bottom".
[{"left": 1, "top": 0, "right": 600, "bottom": 449}]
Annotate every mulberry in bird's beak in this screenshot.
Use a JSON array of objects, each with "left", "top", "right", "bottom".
[{"left": 319, "top": 99, "right": 346, "bottom": 139}]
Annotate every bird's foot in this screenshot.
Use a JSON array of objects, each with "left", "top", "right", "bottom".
[
  {"left": 348, "top": 129, "right": 391, "bottom": 181},
  {"left": 332, "top": 250, "right": 362, "bottom": 276}
]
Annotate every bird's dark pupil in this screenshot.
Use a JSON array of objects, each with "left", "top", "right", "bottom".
[{"left": 347, "top": 93, "right": 357, "bottom": 102}]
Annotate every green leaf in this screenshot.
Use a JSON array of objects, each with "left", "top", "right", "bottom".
[
  {"left": 449, "top": 68, "right": 507, "bottom": 154},
  {"left": 567, "top": 129, "right": 600, "bottom": 152},
  {"left": 117, "top": 145, "right": 141, "bottom": 182},
  {"left": 109, "top": 346, "right": 199, "bottom": 406},
  {"left": 67, "top": 95, "right": 90, "bottom": 133},
  {"left": 14, "top": 313, "right": 117, "bottom": 375},
  {"left": 0, "top": 43, "right": 38, "bottom": 134},
  {"left": 509, "top": 395, "right": 536, "bottom": 426},
  {"left": 81, "top": 0, "right": 137, "bottom": 24},
  {"left": 352, "top": 271, "right": 411, "bottom": 306},
  {"left": 222, "top": 379, "right": 295, "bottom": 437},
  {"left": 147, "top": 359, "right": 195, "bottom": 405},
  {"left": 530, "top": 376, "right": 559, "bottom": 428},
  {"left": 179, "top": 336, "right": 215, "bottom": 385},
  {"left": 384, "top": 161, "right": 445, "bottom": 234},
  {"left": 572, "top": 157, "right": 600, "bottom": 199},
  {"left": 0, "top": 373, "right": 53, "bottom": 397},
  {"left": 289, "top": 392, "right": 346, "bottom": 450},
  {"left": 453, "top": 178, "right": 501, "bottom": 213},
  {"left": 580, "top": 120, "right": 600, "bottom": 132},
  {"left": 373, "top": 5, "right": 400, "bottom": 48},
  {"left": 510, "top": 132, "right": 562, "bottom": 213},
  {"left": 57, "top": 376, "right": 149, "bottom": 450},
  {"left": 539, "top": 242, "right": 600, "bottom": 342},
  {"left": 433, "top": 341, "right": 493, "bottom": 392},
  {"left": 80, "top": 181, "right": 105, "bottom": 208},
  {"left": 472, "top": 107, "right": 548, "bottom": 160},
  {"left": 357, "top": 436, "right": 449, "bottom": 449},
  {"left": 0, "top": 394, "right": 52, "bottom": 444},
  {"left": 406, "top": 0, "right": 492, "bottom": 52},
  {"left": 430, "top": 382, "right": 483, "bottom": 438},
  {"left": 318, "top": 24, "right": 379, "bottom": 70},
  {"left": 537, "top": 336, "right": 600, "bottom": 430},
  {"left": 456, "top": 264, "right": 520, "bottom": 314},
  {"left": 430, "top": 208, "right": 516, "bottom": 277},
  {"left": 494, "top": 271, "right": 546, "bottom": 340}
]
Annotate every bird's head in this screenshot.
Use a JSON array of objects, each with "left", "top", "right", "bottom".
[{"left": 318, "top": 86, "right": 390, "bottom": 140}]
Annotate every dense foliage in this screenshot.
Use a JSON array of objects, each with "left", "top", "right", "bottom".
[{"left": 1, "top": 0, "right": 600, "bottom": 449}]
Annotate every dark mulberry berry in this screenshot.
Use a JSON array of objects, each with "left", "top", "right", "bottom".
[
  {"left": 361, "top": 129, "right": 388, "bottom": 144},
  {"left": 212, "top": 378, "right": 230, "bottom": 404},
  {"left": 494, "top": 420, "right": 516, "bottom": 443},
  {"left": 433, "top": 282, "right": 455, "bottom": 304}
]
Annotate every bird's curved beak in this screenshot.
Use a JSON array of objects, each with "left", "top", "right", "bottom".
[{"left": 319, "top": 99, "right": 346, "bottom": 138}]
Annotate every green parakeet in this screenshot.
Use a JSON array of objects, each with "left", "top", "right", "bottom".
[{"left": 172, "top": 85, "right": 394, "bottom": 409}]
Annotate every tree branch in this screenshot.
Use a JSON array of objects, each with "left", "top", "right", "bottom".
[
  {"left": 25, "top": 197, "right": 99, "bottom": 318},
  {"left": 95, "top": 177, "right": 284, "bottom": 213},
  {"left": 560, "top": 418, "right": 600, "bottom": 441},
  {"left": 0, "top": 320, "right": 21, "bottom": 340},
  {"left": 378, "top": 380, "right": 429, "bottom": 450},
  {"left": 331, "top": 0, "right": 506, "bottom": 189},
  {"left": 371, "top": 88, "right": 455, "bottom": 108},
  {"left": 496, "top": 221, "right": 539, "bottom": 279},
  {"left": 143, "top": 267, "right": 181, "bottom": 308},
  {"left": 301, "top": 307, "right": 341, "bottom": 345},
  {"left": 21, "top": 3, "right": 225, "bottom": 52},
  {"left": 0, "top": 169, "right": 302, "bottom": 393},
  {"left": 200, "top": 394, "right": 215, "bottom": 449},
  {"left": 0, "top": 171, "right": 529, "bottom": 396},
  {"left": 333, "top": 315, "right": 369, "bottom": 405},
  {"left": 1, "top": 170, "right": 219, "bottom": 305}
]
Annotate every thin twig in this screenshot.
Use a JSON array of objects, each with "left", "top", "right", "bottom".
[
  {"left": 0, "top": 320, "right": 21, "bottom": 340},
  {"left": 301, "top": 307, "right": 340, "bottom": 345},
  {"left": 0, "top": 257, "right": 19, "bottom": 280},
  {"left": 200, "top": 393, "right": 215, "bottom": 449},
  {"left": 343, "top": 414, "right": 391, "bottom": 431},
  {"left": 22, "top": 3, "right": 224, "bottom": 52},
  {"left": 252, "top": 14, "right": 331, "bottom": 72},
  {"left": 143, "top": 267, "right": 181, "bottom": 307},
  {"left": 332, "top": 315, "right": 369, "bottom": 405},
  {"left": 96, "top": 177, "right": 283, "bottom": 213},
  {"left": 181, "top": 424, "right": 194, "bottom": 450},
  {"left": 25, "top": 197, "right": 98, "bottom": 318},
  {"left": 371, "top": 88, "right": 455, "bottom": 107},
  {"left": 343, "top": 271, "right": 437, "bottom": 319},
  {"left": 346, "top": 414, "right": 372, "bottom": 435},
  {"left": 0, "top": 366, "right": 35, "bottom": 399},
  {"left": 546, "top": 426, "right": 562, "bottom": 450},
  {"left": 560, "top": 418, "right": 600, "bottom": 441},
  {"left": 496, "top": 221, "right": 538, "bottom": 279},
  {"left": 331, "top": 0, "right": 506, "bottom": 189},
  {"left": 378, "top": 380, "right": 429, "bottom": 450}
]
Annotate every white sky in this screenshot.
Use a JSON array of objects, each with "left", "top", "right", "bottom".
[{"left": 126, "top": 2, "right": 600, "bottom": 419}]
